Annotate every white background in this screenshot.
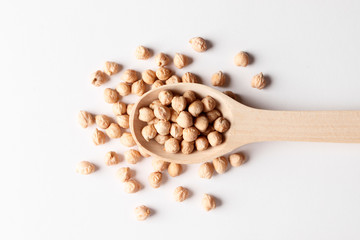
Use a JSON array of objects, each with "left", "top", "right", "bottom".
[{"left": 1, "top": 0, "right": 360, "bottom": 239}]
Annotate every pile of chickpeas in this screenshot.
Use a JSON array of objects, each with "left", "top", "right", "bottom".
[{"left": 140, "top": 90, "right": 230, "bottom": 154}]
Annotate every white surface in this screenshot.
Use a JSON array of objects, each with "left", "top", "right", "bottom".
[{"left": 1, "top": 0, "right": 360, "bottom": 239}]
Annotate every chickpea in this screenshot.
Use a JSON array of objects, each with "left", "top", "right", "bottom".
[
  {"left": 181, "top": 140, "right": 194, "bottom": 154},
  {"left": 112, "top": 102, "right": 127, "bottom": 116},
  {"left": 124, "top": 179, "right": 140, "bottom": 193},
  {"left": 182, "top": 127, "right": 199, "bottom": 142},
  {"left": 92, "top": 128, "right": 106, "bottom": 145},
  {"left": 206, "top": 109, "right": 222, "bottom": 123},
  {"left": 106, "top": 123, "right": 122, "bottom": 138},
  {"left": 176, "top": 111, "right": 193, "bottom": 128},
  {"left": 189, "top": 37, "right": 207, "bottom": 52},
  {"left": 170, "top": 109, "right": 179, "bottom": 122},
  {"left": 76, "top": 161, "right": 96, "bottom": 175},
  {"left": 164, "top": 138, "right": 180, "bottom": 153},
  {"left": 125, "top": 149, "right": 142, "bottom": 164},
  {"left": 211, "top": 71, "right": 226, "bottom": 86},
  {"left": 202, "top": 194, "right": 216, "bottom": 211},
  {"left": 104, "top": 61, "right": 121, "bottom": 75},
  {"left": 154, "top": 120, "right": 171, "bottom": 136},
  {"left": 104, "top": 88, "right": 120, "bottom": 104},
  {"left": 158, "top": 90, "right": 173, "bottom": 105},
  {"left": 120, "top": 132, "right": 136, "bottom": 147},
  {"left": 229, "top": 153, "right": 246, "bottom": 167},
  {"left": 135, "top": 45, "right": 151, "bottom": 60},
  {"left": 183, "top": 90, "right": 197, "bottom": 104},
  {"left": 213, "top": 156, "right": 228, "bottom": 174},
  {"left": 131, "top": 80, "right": 146, "bottom": 96},
  {"left": 116, "top": 82, "right": 131, "bottom": 96},
  {"left": 202, "top": 96, "right": 216, "bottom": 112},
  {"left": 148, "top": 118, "right": 160, "bottom": 125},
  {"left": 152, "top": 159, "right": 169, "bottom": 172},
  {"left": 155, "top": 134, "right": 171, "bottom": 145},
  {"left": 134, "top": 205, "right": 150, "bottom": 221},
  {"left": 182, "top": 72, "right": 198, "bottom": 83},
  {"left": 251, "top": 72, "right": 266, "bottom": 90},
  {"left": 116, "top": 167, "right": 131, "bottom": 182},
  {"left": 95, "top": 114, "right": 111, "bottom": 129},
  {"left": 194, "top": 115, "right": 209, "bottom": 132},
  {"left": 141, "top": 124, "right": 157, "bottom": 141},
  {"left": 234, "top": 51, "right": 249, "bottom": 67},
  {"left": 127, "top": 103, "right": 135, "bottom": 115},
  {"left": 121, "top": 69, "right": 139, "bottom": 83},
  {"left": 138, "top": 146, "right": 150, "bottom": 158},
  {"left": 148, "top": 171, "right": 162, "bottom": 188},
  {"left": 149, "top": 99, "right": 162, "bottom": 110},
  {"left": 173, "top": 53, "right": 188, "bottom": 69},
  {"left": 171, "top": 96, "right": 187, "bottom": 113},
  {"left": 156, "top": 67, "right": 172, "bottom": 80},
  {"left": 173, "top": 186, "right": 189, "bottom": 202},
  {"left": 155, "top": 52, "right": 170, "bottom": 67},
  {"left": 91, "top": 70, "right": 109, "bottom": 87},
  {"left": 188, "top": 100, "right": 204, "bottom": 117},
  {"left": 213, "top": 117, "right": 230, "bottom": 133},
  {"left": 151, "top": 80, "right": 165, "bottom": 89},
  {"left": 78, "top": 111, "right": 95, "bottom": 128},
  {"left": 170, "top": 123, "right": 183, "bottom": 140},
  {"left": 198, "top": 162, "right": 214, "bottom": 179},
  {"left": 138, "top": 107, "right": 155, "bottom": 123},
  {"left": 207, "top": 131, "right": 223, "bottom": 146},
  {"left": 104, "top": 151, "right": 120, "bottom": 166},
  {"left": 116, "top": 115, "right": 129, "bottom": 128},
  {"left": 168, "top": 162, "right": 182, "bottom": 177},
  {"left": 166, "top": 75, "right": 182, "bottom": 85},
  {"left": 142, "top": 69, "right": 157, "bottom": 84},
  {"left": 154, "top": 105, "right": 171, "bottom": 120},
  {"left": 195, "top": 136, "right": 209, "bottom": 151}
]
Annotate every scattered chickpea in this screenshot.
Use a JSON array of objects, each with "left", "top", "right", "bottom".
[
  {"left": 124, "top": 179, "right": 140, "bottom": 193},
  {"left": 76, "top": 161, "right": 95, "bottom": 175},
  {"left": 131, "top": 79, "right": 146, "bottom": 96},
  {"left": 155, "top": 52, "right": 170, "bottom": 67},
  {"left": 234, "top": 51, "right": 249, "bottom": 67},
  {"left": 206, "top": 109, "right": 222, "bottom": 123},
  {"left": 207, "top": 131, "right": 223, "bottom": 146},
  {"left": 176, "top": 111, "right": 193, "bottom": 128},
  {"left": 183, "top": 90, "right": 197, "bottom": 104},
  {"left": 104, "top": 151, "right": 120, "bottom": 166},
  {"left": 142, "top": 69, "right": 157, "bottom": 84},
  {"left": 166, "top": 75, "right": 182, "bottom": 85},
  {"left": 127, "top": 103, "right": 135, "bottom": 115},
  {"left": 170, "top": 96, "right": 187, "bottom": 113},
  {"left": 170, "top": 123, "right": 183, "bottom": 140},
  {"left": 173, "top": 186, "right": 189, "bottom": 202},
  {"left": 78, "top": 111, "right": 95, "bottom": 128},
  {"left": 91, "top": 70, "right": 109, "bottom": 87},
  {"left": 155, "top": 134, "right": 170, "bottom": 145},
  {"left": 194, "top": 115, "right": 209, "bottom": 132},
  {"left": 198, "top": 162, "right": 214, "bottom": 179},
  {"left": 168, "top": 162, "right": 182, "bottom": 177},
  {"left": 148, "top": 171, "right": 162, "bottom": 188},
  {"left": 95, "top": 114, "right": 111, "bottom": 129},
  {"left": 116, "top": 167, "right": 131, "bottom": 182},
  {"left": 195, "top": 136, "right": 209, "bottom": 151},
  {"left": 170, "top": 109, "right": 179, "bottom": 122},
  {"left": 138, "top": 107, "right": 155, "bottom": 123},
  {"left": 138, "top": 146, "right": 150, "bottom": 158},
  {"left": 149, "top": 99, "right": 162, "bottom": 110},
  {"left": 251, "top": 72, "right": 266, "bottom": 90},
  {"left": 183, "top": 127, "right": 199, "bottom": 142},
  {"left": 202, "top": 96, "right": 216, "bottom": 112},
  {"left": 112, "top": 102, "right": 127, "bottom": 116},
  {"left": 188, "top": 100, "right": 204, "bottom": 117},
  {"left": 223, "top": 91, "right": 237, "bottom": 100},
  {"left": 151, "top": 80, "right": 165, "bottom": 89},
  {"left": 181, "top": 140, "right": 194, "bottom": 154},
  {"left": 213, "top": 156, "right": 228, "bottom": 174},
  {"left": 121, "top": 69, "right": 139, "bottom": 83},
  {"left": 115, "top": 83, "right": 130, "bottom": 97},
  {"left": 202, "top": 194, "right": 216, "bottom": 211},
  {"left": 106, "top": 123, "right": 122, "bottom": 138},
  {"left": 120, "top": 132, "right": 136, "bottom": 147},
  {"left": 182, "top": 72, "right": 198, "bottom": 83},
  {"left": 154, "top": 120, "right": 171, "bottom": 136},
  {"left": 92, "top": 128, "right": 106, "bottom": 145},
  {"left": 135, "top": 45, "right": 151, "bottom": 60},
  {"left": 104, "top": 61, "right": 121, "bottom": 75},
  {"left": 104, "top": 88, "right": 120, "bottom": 104},
  {"left": 116, "top": 115, "right": 130, "bottom": 128},
  {"left": 158, "top": 90, "right": 173, "bottom": 105},
  {"left": 189, "top": 37, "right": 207, "bottom": 52},
  {"left": 141, "top": 124, "right": 157, "bottom": 141},
  {"left": 125, "top": 149, "right": 142, "bottom": 164},
  {"left": 211, "top": 71, "right": 226, "bottom": 86},
  {"left": 164, "top": 138, "right": 180, "bottom": 153},
  {"left": 152, "top": 159, "right": 169, "bottom": 172},
  {"left": 134, "top": 205, "right": 150, "bottom": 221},
  {"left": 173, "top": 53, "right": 188, "bottom": 69},
  {"left": 229, "top": 153, "right": 246, "bottom": 167},
  {"left": 213, "top": 117, "right": 230, "bottom": 133},
  {"left": 154, "top": 105, "right": 171, "bottom": 120},
  {"left": 156, "top": 67, "right": 172, "bottom": 80}
]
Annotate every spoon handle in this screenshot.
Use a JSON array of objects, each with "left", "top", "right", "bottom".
[{"left": 235, "top": 109, "right": 360, "bottom": 144}]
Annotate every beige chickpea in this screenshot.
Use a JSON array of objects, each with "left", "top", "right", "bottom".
[
  {"left": 92, "top": 128, "right": 106, "bottom": 145},
  {"left": 125, "top": 149, "right": 142, "bottom": 164},
  {"left": 173, "top": 186, "right": 189, "bottom": 202},
  {"left": 135, "top": 45, "right": 151, "bottom": 60},
  {"left": 116, "top": 82, "right": 131, "bottom": 96},
  {"left": 207, "top": 131, "right": 223, "bottom": 146},
  {"left": 170, "top": 109, "right": 179, "bottom": 122},
  {"left": 149, "top": 99, "right": 162, "bottom": 110},
  {"left": 138, "top": 107, "right": 155, "bottom": 123},
  {"left": 158, "top": 90, "right": 173, "bottom": 105},
  {"left": 177, "top": 111, "right": 193, "bottom": 128},
  {"left": 120, "top": 132, "right": 136, "bottom": 147},
  {"left": 164, "top": 138, "right": 180, "bottom": 153},
  {"left": 78, "top": 111, "right": 95, "bottom": 128},
  {"left": 168, "top": 162, "right": 182, "bottom": 177},
  {"left": 121, "top": 69, "right": 139, "bottom": 83},
  {"left": 170, "top": 123, "right": 183, "bottom": 140},
  {"left": 141, "top": 124, "right": 157, "bottom": 141},
  {"left": 183, "top": 90, "right": 197, "bottom": 104},
  {"left": 116, "top": 167, "right": 131, "bottom": 182},
  {"left": 206, "top": 109, "right": 222, "bottom": 123},
  {"left": 138, "top": 146, "right": 150, "bottom": 158},
  {"left": 104, "top": 88, "right": 120, "bottom": 104},
  {"left": 173, "top": 53, "right": 188, "bottom": 69},
  {"left": 116, "top": 115, "right": 130, "bottom": 128},
  {"left": 148, "top": 171, "right": 162, "bottom": 188},
  {"left": 151, "top": 80, "right": 165, "bottom": 89},
  {"left": 152, "top": 159, "right": 169, "bottom": 172},
  {"left": 202, "top": 194, "right": 216, "bottom": 211},
  {"left": 251, "top": 72, "right": 266, "bottom": 90},
  {"left": 188, "top": 100, "right": 204, "bottom": 117},
  {"left": 223, "top": 91, "right": 237, "bottom": 100},
  {"left": 198, "top": 162, "right": 214, "bottom": 179},
  {"left": 91, "top": 70, "right": 109, "bottom": 87},
  {"left": 134, "top": 205, "right": 150, "bottom": 221},
  {"left": 234, "top": 51, "right": 249, "bottom": 67},
  {"left": 181, "top": 140, "right": 194, "bottom": 154},
  {"left": 182, "top": 72, "right": 198, "bottom": 83},
  {"left": 106, "top": 123, "right": 122, "bottom": 138},
  {"left": 155, "top": 134, "right": 171, "bottom": 145},
  {"left": 189, "top": 37, "right": 207, "bottom": 52},
  {"left": 166, "top": 75, "right": 182, "bottom": 85},
  {"left": 127, "top": 103, "right": 135, "bottom": 115},
  {"left": 76, "top": 161, "right": 96, "bottom": 175},
  {"left": 171, "top": 96, "right": 187, "bottom": 113},
  {"left": 154, "top": 120, "right": 171, "bottom": 136},
  {"left": 104, "top": 61, "right": 121, "bottom": 75},
  {"left": 112, "top": 102, "right": 127, "bottom": 116},
  {"left": 194, "top": 115, "right": 209, "bottom": 132},
  {"left": 154, "top": 105, "right": 171, "bottom": 120},
  {"left": 131, "top": 80, "right": 146, "bottom": 96},
  {"left": 229, "top": 153, "right": 246, "bottom": 167},
  {"left": 155, "top": 52, "right": 170, "bottom": 67},
  {"left": 213, "top": 156, "right": 228, "bottom": 174},
  {"left": 124, "top": 179, "right": 140, "bottom": 193},
  {"left": 142, "top": 69, "right": 157, "bottom": 84},
  {"left": 195, "top": 136, "right": 209, "bottom": 151},
  {"left": 183, "top": 127, "right": 199, "bottom": 142},
  {"left": 213, "top": 117, "right": 230, "bottom": 133},
  {"left": 156, "top": 67, "right": 172, "bottom": 80},
  {"left": 211, "top": 71, "right": 226, "bottom": 86},
  {"left": 95, "top": 114, "right": 111, "bottom": 129},
  {"left": 148, "top": 118, "right": 160, "bottom": 125},
  {"left": 104, "top": 151, "right": 120, "bottom": 166},
  {"left": 202, "top": 96, "right": 216, "bottom": 112}
]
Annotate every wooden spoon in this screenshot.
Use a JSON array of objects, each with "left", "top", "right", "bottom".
[{"left": 130, "top": 83, "right": 360, "bottom": 164}]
